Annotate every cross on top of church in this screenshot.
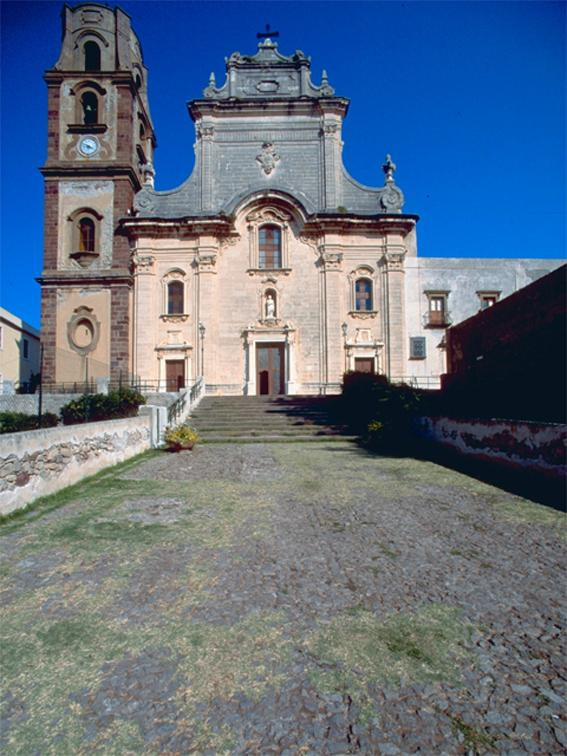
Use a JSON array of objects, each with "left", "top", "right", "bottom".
[{"left": 257, "top": 24, "right": 279, "bottom": 40}]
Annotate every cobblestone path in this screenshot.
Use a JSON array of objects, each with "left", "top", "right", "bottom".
[{"left": 1, "top": 442, "right": 565, "bottom": 754}]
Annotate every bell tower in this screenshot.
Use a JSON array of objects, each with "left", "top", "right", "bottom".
[{"left": 39, "top": 3, "right": 155, "bottom": 385}]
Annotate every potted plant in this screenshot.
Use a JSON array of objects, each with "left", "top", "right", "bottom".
[{"left": 163, "top": 424, "right": 200, "bottom": 452}]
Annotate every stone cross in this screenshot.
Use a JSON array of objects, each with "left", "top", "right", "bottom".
[{"left": 257, "top": 24, "right": 279, "bottom": 39}]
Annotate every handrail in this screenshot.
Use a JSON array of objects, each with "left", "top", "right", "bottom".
[
  {"left": 189, "top": 376, "right": 204, "bottom": 404},
  {"left": 167, "top": 377, "right": 205, "bottom": 426},
  {"left": 167, "top": 390, "right": 187, "bottom": 425}
]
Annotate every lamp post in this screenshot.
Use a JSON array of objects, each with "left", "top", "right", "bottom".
[
  {"left": 198, "top": 321, "right": 206, "bottom": 376},
  {"left": 341, "top": 322, "right": 348, "bottom": 373}
]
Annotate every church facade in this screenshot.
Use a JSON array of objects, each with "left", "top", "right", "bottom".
[{"left": 39, "top": 4, "right": 562, "bottom": 394}]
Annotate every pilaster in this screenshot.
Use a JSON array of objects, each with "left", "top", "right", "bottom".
[
  {"left": 110, "top": 284, "right": 132, "bottom": 381},
  {"left": 40, "top": 288, "right": 57, "bottom": 383},
  {"left": 322, "top": 120, "right": 342, "bottom": 210},
  {"left": 319, "top": 248, "right": 344, "bottom": 390},
  {"left": 381, "top": 247, "right": 406, "bottom": 380},
  {"left": 132, "top": 253, "right": 156, "bottom": 381},
  {"left": 195, "top": 242, "right": 218, "bottom": 380},
  {"left": 199, "top": 124, "right": 214, "bottom": 211}
]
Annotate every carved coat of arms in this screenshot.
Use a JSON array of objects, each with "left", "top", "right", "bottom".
[{"left": 256, "top": 142, "right": 280, "bottom": 175}]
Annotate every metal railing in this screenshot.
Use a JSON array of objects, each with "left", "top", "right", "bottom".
[
  {"left": 393, "top": 376, "right": 442, "bottom": 390},
  {"left": 38, "top": 380, "right": 99, "bottom": 395},
  {"left": 167, "top": 377, "right": 205, "bottom": 426},
  {"left": 189, "top": 376, "right": 204, "bottom": 404},
  {"left": 167, "top": 391, "right": 187, "bottom": 425},
  {"left": 30, "top": 378, "right": 188, "bottom": 395}
]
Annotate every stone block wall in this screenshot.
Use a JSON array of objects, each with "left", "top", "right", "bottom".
[
  {"left": 416, "top": 416, "right": 566, "bottom": 482},
  {"left": 0, "top": 393, "right": 84, "bottom": 415},
  {"left": 0, "top": 415, "right": 152, "bottom": 515}
]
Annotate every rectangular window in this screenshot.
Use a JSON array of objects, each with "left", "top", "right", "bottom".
[
  {"left": 258, "top": 226, "right": 282, "bottom": 269},
  {"left": 355, "top": 278, "right": 373, "bottom": 311},
  {"left": 410, "top": 337, "right": 426, "bottom": 359},
  {"left": 427, "top": 293, "right": 448, "bottom": 326},
  {"left": 167, "top": 281, "right": 184, "bottom": 314},
  {"left": 23, "top": 338, "right": 29, "bottom": 359},
  {"left": 479, "top": 293, "right": 499, "bottom": 310}
]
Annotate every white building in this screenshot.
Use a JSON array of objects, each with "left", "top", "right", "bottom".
[{"left": 0, "top": 307, "right": 40, "bottom": 394}]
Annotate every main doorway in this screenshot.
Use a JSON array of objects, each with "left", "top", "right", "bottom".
[
  {"left": 354, "top": 357, "right": 374, "bottom": 373},
  {"left": 256, "top": 343, "right": 285, "bottom": 395},
  {"left": 166, "top": 360, "right": 185, "bottom": 391}
]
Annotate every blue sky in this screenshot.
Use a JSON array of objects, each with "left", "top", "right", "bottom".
[{"left": 1, "top": 0, "right": 565, "bottom": 328}]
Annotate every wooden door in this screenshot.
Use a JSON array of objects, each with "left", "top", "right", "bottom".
[
  {"left": 166, "top": 360, "right": 185, "bottom": 391},
  {"left": 256, "top": 344, "right": 285, "bottom": 395},
  {"left": 354, "top": 357, "right": 374, "bottom": 373}
]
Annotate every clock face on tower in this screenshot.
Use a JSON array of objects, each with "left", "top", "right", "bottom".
[{"left": 78, "top": 136, "right": 99, "bottom": 156}]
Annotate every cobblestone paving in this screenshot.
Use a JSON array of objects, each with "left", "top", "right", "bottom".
[{"left": 1, "top": 443, "right": 565, "bottom": 754}]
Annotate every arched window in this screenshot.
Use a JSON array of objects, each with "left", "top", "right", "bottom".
[
  {"left": 78, "top": 217, "right": 95, "bottom": 252},
  {"left": 258, "top": 225, "right": 282, "bottom": 269},
  {"left": 167, "top": 281, "right": 184, "bottom": 314},
  {"left": 84, "top": 41, "right": 101, "bottom": 72},
  {"left": 81, "top": 91, "right": 98, "bottom": 125},
  {"left": 68, "top": 209, "right": 101, "bottom": 268},
  {"left": 355, "top": 278, "right": 373, "bottom": 311}
]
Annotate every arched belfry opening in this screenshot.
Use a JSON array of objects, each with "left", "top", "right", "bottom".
[{"left": 84, "top": 41, "right": 101, "bottom": 72}]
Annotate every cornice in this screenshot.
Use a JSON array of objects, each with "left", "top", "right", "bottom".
[
  {"left": 304, "top": 214, "right": 419, "bottom": 235},
  {"left": 188, "top": 97, "right": 349, "bottom": 122},
  {"left": 120, "top": 216, "right": 234, "bottom": 238},
  {"left": 44, "top": 69, "right": 137, "bottom": 88},
  {"left": 41, "top": 164, "right": 142, "bottom": 190},
  {"left": 37, "top": 269, "right": 133, "bottom": 287}
]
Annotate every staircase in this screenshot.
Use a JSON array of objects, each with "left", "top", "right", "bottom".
[{"left": 189, "top": 395, "right": 354, "bottom": 443}]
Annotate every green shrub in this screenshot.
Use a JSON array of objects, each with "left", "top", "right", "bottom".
[
  {"left": 0, "top": 412, "right": 59, "bottom": 434},
  {"left": 340, "top": 371, "right": 421, "bottom": 452},
  {"left": 163, "top": 424, "right": 200, "bottom": 451},
  {"left": 60, "top": 388, "right": 146, "bottom": 425}
]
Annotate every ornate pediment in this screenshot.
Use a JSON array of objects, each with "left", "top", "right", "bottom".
[
  {"left": 246, "top": 205, "right": 291, "bottom": 224},
  {"left": 201, "top": 39, "right": 335, "bottom": 101}
]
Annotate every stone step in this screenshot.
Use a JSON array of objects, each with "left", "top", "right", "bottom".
[
  {"left": 190, "top": 413, "right": 335, "bottom": 423},
  {"left": 198, "top": 426, "right": 344, "bottom": 437},
  {"left": 194, "top": 422, "right": 343, "bottom": 433},
  {"left": 201, "top": 433, "right": 357, "bottom": 444},
  {"left": 190, "top": 395, "right": 349, "bottom": 444},
  {"left": 197, "top": 397, "right": 336, "bottom": 406}
]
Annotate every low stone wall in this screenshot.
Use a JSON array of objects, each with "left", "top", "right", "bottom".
[
  {"left": 416, "top": 416, "right": 566, "bottom": 481},
  {"left": 0, "top": 415, "right": 152, "bottom": 516}
]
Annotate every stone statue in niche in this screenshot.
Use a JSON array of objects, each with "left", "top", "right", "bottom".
[{"left": 265, "top": 294, "right": 276, "bottom": 319}]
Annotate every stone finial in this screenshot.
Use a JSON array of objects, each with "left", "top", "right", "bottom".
[
  {"left": 209, "top": 71, "right": 216, "bottom": 86},
  {"left": 382, "top": 154, "right": 396, "bottom": 183},
  {"left": 378, "top": 154, "right": 404, "bottom": 212},
  {"left": 142, "top": 162, "right": 155, "bottom": 188},
  {"left": 321, "top": 69, "right": 329, "bottom": 84}
]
